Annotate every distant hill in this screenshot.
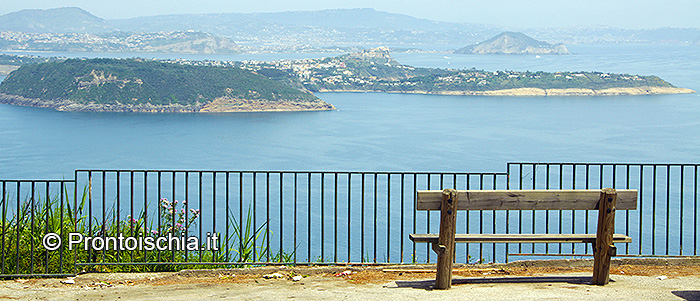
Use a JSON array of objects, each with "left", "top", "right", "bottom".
[
  {"left": 0, "top": 58, "right": 333, "bottom": 112},
  {"left": 0, "top": 7, "right": 113, "bottom": 33},
  {"left": 1, "top": 7, "right": 699, "bottom": 48},
  {"left": 0, "top": 30, "right": 241, "bottom": 54},
  {"left": 455, "top": 32, "right": 569, "bottom": 54}
]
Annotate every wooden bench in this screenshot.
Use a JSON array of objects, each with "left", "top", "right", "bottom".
[{"left": 409, "top": 188, "right": 637, "bottom": 289}]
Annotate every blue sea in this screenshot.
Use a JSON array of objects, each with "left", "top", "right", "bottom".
[
  {"left": 1, "top": 45, "right": 699, "bottom": 263},
  {"left": 1, "top": 45, "right": 699, "bottom": 179}
]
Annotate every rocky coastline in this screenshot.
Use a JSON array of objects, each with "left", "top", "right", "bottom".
[
  {"left": 317, "top": 86, "right": 695, "bottom": 96},
  {"left": 0, "top": 93, "right": 336, "bottom": 113}
]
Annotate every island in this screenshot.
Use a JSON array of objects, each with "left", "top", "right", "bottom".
[
  {"left": 0, "top": 48, "right": 694, "bottom": 113},
  {"left": 0, "top": 58, "right": 334, "bottom": 112},
  {"left": 455, "top": 32, "right": 569, "bottom": 55},
  {"left": 236, "top": 47, "right": 694, "bottom": 96}
]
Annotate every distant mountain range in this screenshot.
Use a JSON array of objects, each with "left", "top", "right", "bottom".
[
  {"left": 455, "top": 32, "right": 569, "bottom": 55},
  {"left": 0, "top": 7, "right": 112, "bottom": 33},
  {"left": 0, "top": 7, "right": 699, "bottom": 50}
]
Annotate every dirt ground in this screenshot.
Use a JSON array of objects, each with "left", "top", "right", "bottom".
[{"left": 2, "top": 258, "right": 700, "bottom": 300}]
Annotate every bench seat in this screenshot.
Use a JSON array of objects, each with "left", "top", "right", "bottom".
[
  {"left": 411, "top": 188, "right": 638, "bottom": 288},
  {"left": 410, "top": 233, "right": 632, "bottom": 244}
]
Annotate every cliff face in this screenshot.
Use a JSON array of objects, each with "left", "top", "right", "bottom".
[{"left": 455, "top": 32, "right": 569, "bottom": 55}]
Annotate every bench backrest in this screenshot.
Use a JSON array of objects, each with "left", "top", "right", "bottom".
[{"left": 416, "top": 189, "right": 637, "bottom": 211}]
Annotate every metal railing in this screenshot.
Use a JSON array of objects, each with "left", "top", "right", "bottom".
[
  {"left": 506, "top": 163, "right": 699, "bottom": 261},
  {"left": 0, "top": 179, "right": 76, "bottom": 277},
  {"left": 1, "top": 163, "right": 699, "bottom": 277}
]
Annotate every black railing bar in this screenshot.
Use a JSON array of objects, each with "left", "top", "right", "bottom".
[
  {"left": 143, "top": 172, "right": 148, "bottom": 264},
  {"left": 373, "top": 173, "right": 377, "bottom": 263},
  {"left": 75, "top": 262, "right": 405, "bottom": 266},
  {"left": 347, "top": 173, "right": 352, "bottom": 263},
  {"left": 334, "top": 173, "right": 338, "bottom": 263},
  {"left": 157, "top": 171, "right": 162, "bottom": 262},
  {"left": 508, "top": 162, "right": 700, "bottom": 167},
  {"left": 1, "top": 181, "right": 6, "bottom": 275},
  {"left": 200, "top": 171, "right": 204, "bottom": 262},
  {"left": 387, "top": 174, "right": 391, "bottom": 263},
  {"left": 625, "top": 165, "right": 630, "bottom": 254},
  {"left": 59, "top": 181, "right": 65, "bottom": 273},
  {"left": 361, "top": 174, "right": 365, "bottom": 263},
  {"left": 213, "top": 172, "right": 218, "bottom": 261},
  {"left": 225, "top": 172, "right": 230, "bottom": 262},
  {"left": 130, "top": 171, "right": 135, "bottom": 263},
  {"left": 44, "top": 182, "right": 50, "bottom": 272},
  {"left": 505, "top": 165, "right": 509, "bottom": 263},
  {"left": 638, "top": 166, "right": 644, "bottom": 255},
  {"left": 307, "top": 172, "right": 311, "bottom": 262},
  {"left": 411, "top": 174, "right": 416, "bottom": 263},
  {"left": 652, "top": 165, "right": 657, "bottom": 255},
  {"left": 0, "top": 180, "right": 75, "bottom": 183},
  {"left": 279, "top": 172, "right": 283, "bottom": 263},
  {"left": 665, "top": 166, "right": 671, "bottom": 255},
  {"left": 400, "top": 173, "right": 405, "bottom": 263},
  {"left": 321, "top": 173, "right": 325, "bottom": 261},
  {"left": 76, "top": 169, "right": 508, "bottom": 176},
  {"left": 30, "top": 182, "right": 35, "bottom": 274},
  {"left": 679, "top": 166, "right": 684, "bottom": 255},
  {"left": 293, "top": 173, "right": 297, "bottom": 263},
  {"left": 466, "top": 174, "right": 471, "bottom": 262},
  {"left": 426, "top": 174, "right": 431, "bottom": 263},
  {"left": 266, "top": 173, "right": 270, "bottom": 263},
  {"left": 0, "top": 273, "right": 76, "bottom": 278},
  {"left": 14, "top": 182, "right": 20, "bottom": 274},
  {"left": 509, "top": 253, "right": 699, "bottom": 258},
  {"left": 695, "top": 166, "right": 698, "bottom": 256},
  {"left": 254, "top": 172, "right": 258, "bottom": 262}
]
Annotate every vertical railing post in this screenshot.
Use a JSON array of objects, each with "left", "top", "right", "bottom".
[
  {"left": 434, "top": 189, "right": 458, "bottom": 289},
  {"left": 593, "top": 188, "right": 617, "bottom": 285}
]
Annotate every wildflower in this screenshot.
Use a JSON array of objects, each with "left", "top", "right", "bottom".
[
  {"left": 130, "top": 217, "right": 138, "bottom": 224},
  {"left": 151, "top": 230, "right": 159, "bottom": 235},
  {"left": 175, "top": 223, "right": 183, "bottom": 229},
  {"left": 181, "top": 208, "right": 185, "bottom": 214},
  {"left": 182, "top": 200, "right": 187, "bottom": 205},
  {"left": 174, "top": 200, "right": 178, "bottom": 205}
]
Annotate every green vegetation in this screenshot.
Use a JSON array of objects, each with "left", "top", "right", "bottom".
[
  {"left": 309, "top": 69, "right": 673, "bottom": 92},
  {"left": 0, "top": 189, "right": 293, "bottom": 275},
  {"left": 0, "top": 58, "right": 318, "bottom": 106},
  {"left": 240, "top": 49, "right": 677, "bottom": 93}
]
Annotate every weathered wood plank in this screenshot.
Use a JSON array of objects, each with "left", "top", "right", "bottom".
[
  {"left": 593, "top": 188, "right": 617, "bottom": 285},
  {"left": 409, "top": 233, "right": 632, "bottom": 244},
  {"left": 435, "top": 189, "right": 458, "bottom": 290},
  {"left": 416, "top": 189, "right": 637, "bottom": 211}
]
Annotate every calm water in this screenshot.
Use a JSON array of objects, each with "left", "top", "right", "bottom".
[
  {"left": 1, "top": 45, "right": 699, "bottom": 179},
  {"left": 1, "top": 45, "right": 699, "bottom": 262}
]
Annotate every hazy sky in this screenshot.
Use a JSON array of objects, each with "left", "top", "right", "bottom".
[{"left": 1, "top": 0, "right": 698, "bottom": 29}]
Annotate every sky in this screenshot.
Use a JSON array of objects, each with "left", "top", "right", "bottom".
[{"left": 0, "top": 0, "right": 699, "bottom": 29}]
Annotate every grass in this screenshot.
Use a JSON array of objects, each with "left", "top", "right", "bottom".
[{"left": 0, "top": 187, "right": 296, "bottom": 276}]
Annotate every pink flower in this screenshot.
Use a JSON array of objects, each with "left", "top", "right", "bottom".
[{"left": 151, "top": 230, "right": 159, "bottom": 235}]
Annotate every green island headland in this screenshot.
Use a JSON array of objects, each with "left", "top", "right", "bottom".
[{"left": 0, "top": 48, "right": 694, "bottom": 113}]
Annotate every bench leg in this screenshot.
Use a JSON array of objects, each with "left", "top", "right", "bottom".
[
  {"left": 592, "top": 188, "right": 617, "bottom": 285},
  {"left": 435, "top": 189, "right": 458, "bottom": 289}
]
